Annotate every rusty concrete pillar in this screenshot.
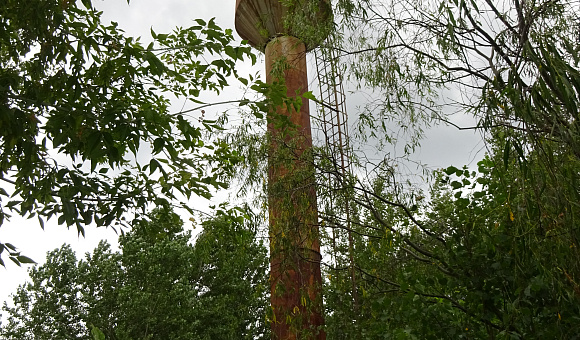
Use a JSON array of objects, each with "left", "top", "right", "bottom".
[
  {"left": 265, "top": 36, "right": 325, "bottom": 340},
  {"left": 234, "top": 1, "right": 331, "bottom": 338}
]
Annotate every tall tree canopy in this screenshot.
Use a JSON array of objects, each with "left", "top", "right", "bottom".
[
  {"left": 309, "top": 0, "right": 580, "bottom": 338},
  {"left": 0, "top": 208, "right": 270, "bottom": 339},
  {"left": 0, "top": 0, "right": 257, "bottom": 266}
]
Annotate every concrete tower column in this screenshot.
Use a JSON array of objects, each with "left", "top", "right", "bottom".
[
  {"left": 234, "top": 1, "right": 331, "bottom": 338},
  {"left": 265, "top": 36, "right": 325, "bottom": 340}
]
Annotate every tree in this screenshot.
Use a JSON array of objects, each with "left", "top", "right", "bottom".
[
  {"left": 333, "top": 0, "right": 580, "bottom": 154},
  {"left": 0, "top": 0, "right": 256, "bottom": 265},
  {"left": 0, "top": 208, "right": 269, "bottom": 339},
  {"left": 307, "top": 0, "right": 580, "bottom": 338},
  {"left": 193, "top": 211, "right": 270, "bottom": 339}
]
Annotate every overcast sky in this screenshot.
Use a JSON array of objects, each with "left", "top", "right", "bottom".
[{"left": 1, "top": 0, "right": 484, "bottom": 309}]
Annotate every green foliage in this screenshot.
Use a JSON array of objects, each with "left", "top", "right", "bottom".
[
  {"left": 317, "top": 0, "right": 580, "bottom": 338},
  {"left": 1, "top": 243, "right": 90, "bottom": 339},
  {"left": 323, "top": 156, "right": 580, "bottom": 339},
  {"left": 193, "top": 211, "right": 270, "bottom": 339},
  {"left": 0, "top": 0, "right": 257, "bottom": 265},
  {"left": 280, "top": 0, "right": 334, "bottom": 50},
  {"left": 0, "top": 209, "right": 269, "bottom": 339}
]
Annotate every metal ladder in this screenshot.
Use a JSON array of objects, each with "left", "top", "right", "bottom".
[{"left": 314, "top": 36, "right": 359, "bottom": 309}]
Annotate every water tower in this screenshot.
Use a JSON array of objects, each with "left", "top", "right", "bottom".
[{"left": 235, "top": 0, "right": 332, "bottom": 338}]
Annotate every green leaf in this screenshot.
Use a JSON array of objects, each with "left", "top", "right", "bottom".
[
  {"left": 473, "top": 191, "right": 485, "bottom": 199},
  {"left": 6, "top": 200, "right": 21, "bottom": 209},
  {"left": 149, "top": 159, "right": 160, "bottom": 174},
  {"left": 9, "top": 257, "right": 21, "bottom": 267},
  {"left": 450, "top": 181, "right": 463, "bottom": 190},
  {"left": 444, "top": 166, "right": 459, "bottom": 176},
  {"left": 224, "top": 46, "right": 236, "bottom": 60},
  {"left": 302, "top": 91, "right": 316, "bottom": 101},
  {"left": 153, "top": 138, "right": 165, "bottom": 154},
  {"left": 503, "top": 139, "right": 510, "bottom": 169},
  {"left": 16, "top": 255, "right": 36, "bottom": 264},
  {"left": 91, "top": 325, "right": 106, "bottom": 340}
]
